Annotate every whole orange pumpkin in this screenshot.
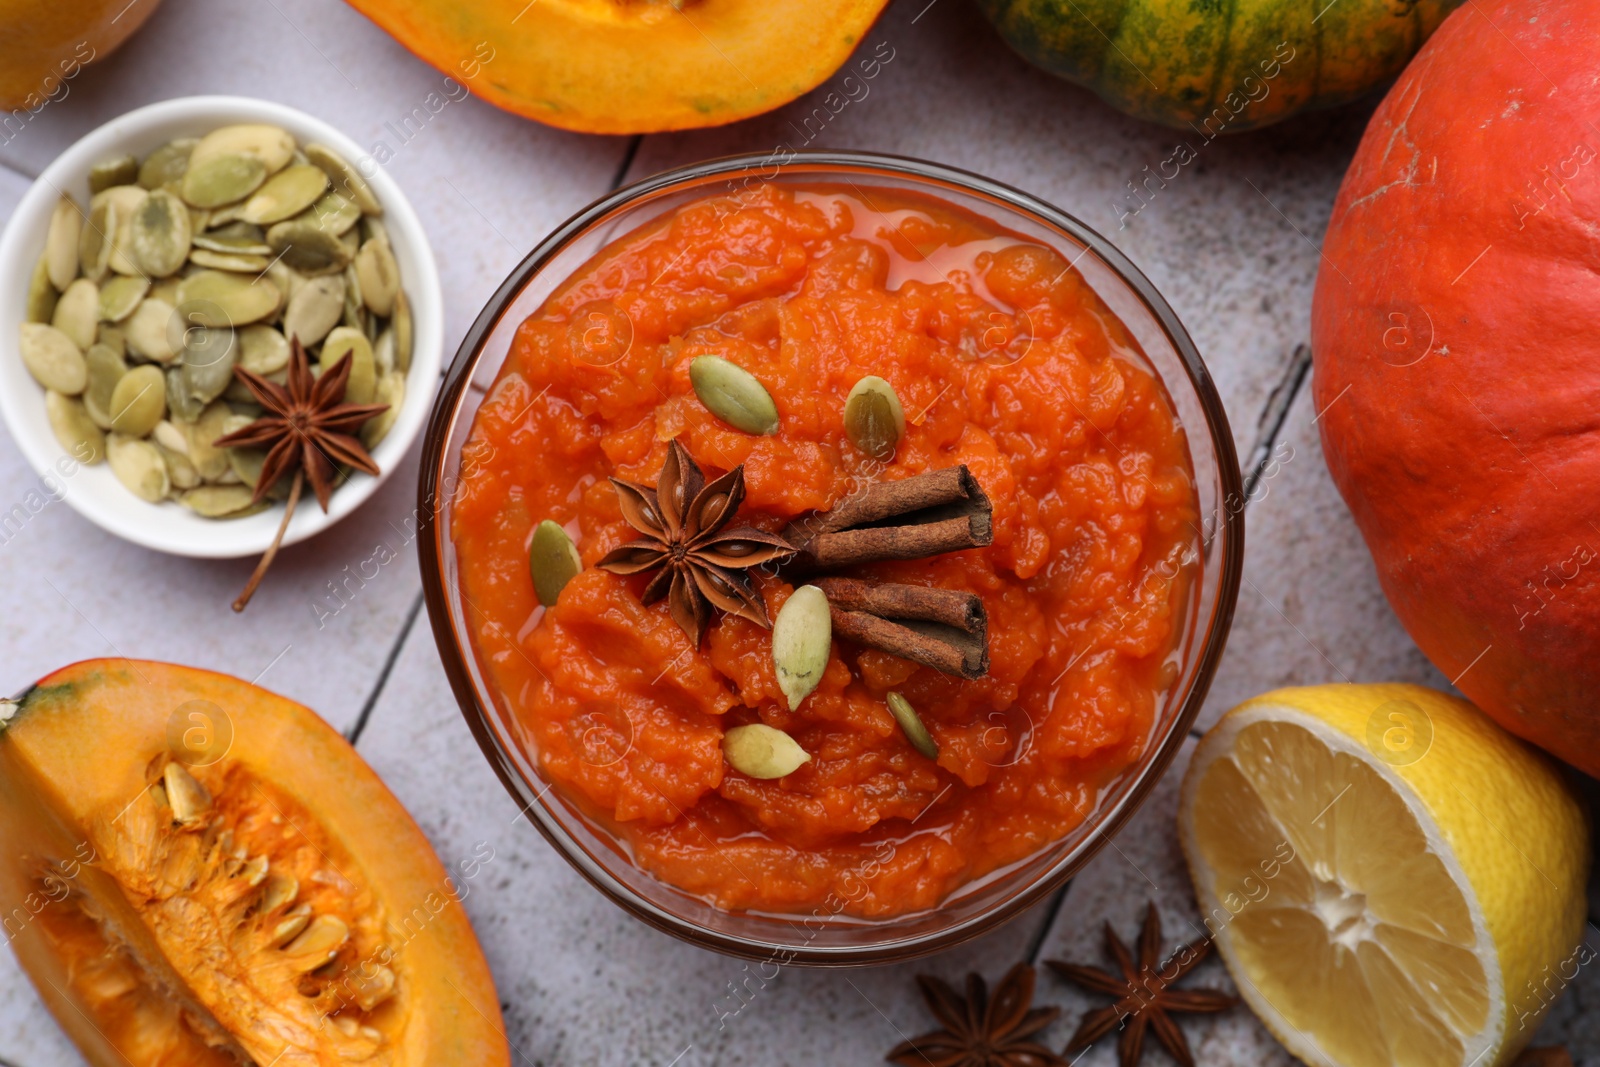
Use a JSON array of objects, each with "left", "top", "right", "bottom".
[{"left": 1312, "top": 0, "right": 1600, "bottom": 777}]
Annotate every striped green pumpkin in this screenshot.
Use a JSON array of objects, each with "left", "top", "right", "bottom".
[{"left": 976, "top": 0, "right": 1462, "bottom": 132}]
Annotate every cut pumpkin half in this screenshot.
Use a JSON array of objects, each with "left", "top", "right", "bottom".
[
  {"left": 344, "top": 0, "right": 892, "bottom": 134},
  {"left": 0, "top": 659, "right": 509, "bottom": 1067}
]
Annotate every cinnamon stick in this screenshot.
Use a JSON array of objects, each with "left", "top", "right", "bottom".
[
  {"left": 816, "top": 577, "right": 989, "bottom": 679},
  {"left": 785, "top": 466, "right": 992, "bottom": 571}
]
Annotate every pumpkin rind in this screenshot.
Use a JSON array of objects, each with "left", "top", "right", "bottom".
[
  {"left": 0, "top": 659, "right": 510, "bottom": 1067},
  {"left": 0, "top": 0, "right": 161, "bottom": 111},
  {"left": 343, "top": 0, "right": 891, "bottom": 135},
  {"left": 976, "top": 0, "right": 1461, "bottom": 132},
  {"left": 1311, "top": 0, "right": 1600, "bottom": 776}
]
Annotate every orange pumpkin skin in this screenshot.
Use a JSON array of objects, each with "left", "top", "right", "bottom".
[{"left": 1311, "top": 0, "right": 1600, "bottom": 776}]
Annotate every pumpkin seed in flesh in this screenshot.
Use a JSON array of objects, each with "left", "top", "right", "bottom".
[
  {"left": 302, "top": 190, "right": 360, "bottom": 235},
  {"left": 84, "top": 344, "right": 126, "bottom": 429},
  {"left": 165, "top": 368, "right": 205, "bottom": 422},
  {"left": 354, "top": 237, "right": 399, "bottom": 316},
  {"left": 528, "top": 520, "right": 580, "bottom": 607},
  {"left": 321, "top": 326, "right": 375, "bottom": 404},
  {"left": 124, "top": 298, "right": 177, "bottom": 363},
  {"left": 26, "top": 255, "right": 57, "bottom": 324},
  {"left": 722, "top": 724, "right": 811, "bottom": 779},
  {"left": 181, "top": 153, "right": 268, "bottom": 210},
  {"left": 282, "top": 274, "right": 344, "bottom": 347},
  {"left": 361, "top": 370, "right": 404, "bottom": 451},
  {"left": 180, "top": 485, "right": 259, "bottom": 518},
  {"left": 176, "top": 271, "right": 281, "bottom": 326},
  {"left": 188, "top": 248, "right": 271, "bottom": 272},
  {"left": 159, "top": 443, "right": 200, "bottom": 490},
  {"left": 109, "top": 364, "right": 167, "bottom": 436},
  {"left": 240, "top": 164, "right": 327, "bottom": 225},
  {"left": 391, "top": 289, "right": 412, "bottom": 373},
  {"left": 152, "top": 419, "right": 189, "bottom": 456},
  {"left": 78, "top": 198, "right": 116, "bottom": 282},
  {"left": 886, "top": 692, "right": 939, "bottom": 760},
  {"left": 304, "top": 144, "right": 382, "bottom": 215},
  {"left": 190, "top": 125, "right": 294, "bottom": 174},
  {"left": 185, "top": 403, "right": 234, "bottom": 480},
  {"left": 52, "top": 278, "right": 98, "bottom": 350},
  {"left": 93, "top": 185, "right": 148, "bottom": 276},
  {"left": 20, "top": 323, "right": 87, "bottom": 394},
  {"left": 689, "top": 355, "right": 780, "bottom": 435},
  {"left": 129, "top": 189, "right": 192, "bottom": 278},
  {"left": 106, "top": 433, "right": 169, "bottom": 502},
  {"left": 844, "top": 376, "right": 905, "bottom": 461},
  {"left": 44, "top": 391, "right": 105, "bottom": 464},
  {"left": 237, "top": 325, "right": 290, "bottom": 375},
  {"left": 137, "top": 138, "right": 196, "bottom": 190},
  {"left": 88, "top": 154, "right": 139, "bottom": 194},
  {"left": 771, "top": 585, "right": 831, "bottom": 710},
  {"left": 97, "top": 276, "right": 149, "bottom": 323},
  {"left": 266, "top": 219, "right": 350, "bottom": 274},
  {"left": 46, "top": 195, "right": 82, "bottom": 290}
]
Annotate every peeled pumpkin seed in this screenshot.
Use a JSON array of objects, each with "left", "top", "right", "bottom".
[
  {"left": 97, "top": 276, "right": 149, "bottom": 323},
  {"left": 84, "top": 344, "right": 126, "bottom": 429},
  {"left": 19, "top": 323, "right": 87, "bottom": 394},
  {"left": 689, "top": 355, "right": 780, "bottom": 435},
  {"left": 192, "top": 225, "right": 270, "bottom": 256},
  {"left": 281, "top": 274, "right": 344, "bottom": 347},
  {"left": 130, "top": 189, "right": 192, "bottom": 278},
  {"left": 361, "top": 216, "right": 389, "bottom": 245},
  {"left": 186, "top": 403, "right": 234, "bottom": 480},
  {"left": 342, "top": 263, "right": 364, "bottom": 330},
  {"left": 266, "top": 218, "right": 350, "bottom": 274},
  {"left": 165, "top": 369, "right": 204, "bottom": 422},
  {"left": 44, "top": 391, "right": 105, "bottom": 464},
  {"left": 392, "top": 291, "right": 413, "bottom": 374},
  {"left": 338, "top": 227, "right": 361, "bottom": 260},
  {"left": 374, "top": 328, "right": 395, "bottom": 376},
  {"left": 176, "top": 327, "right": 238, "bottom": 404},
  {"left": 137, "top": 138, "right": 196, "bottom": 190},
  {"left": 176, "top": 271, "right": 281, "bottom": 326},
  {"left": 237, "top": 325, "right": 290, "bottom": 375},
  {"left": 97, "top": 325, "right": 126, "bottom": 356},
  {"left": 188, "top": 248, "right": 271, "bottom": 272},
  {"left": 353, "top": 236, "right": 399, "bottom": 316},
  {"left": 240, "top": 163, "right": 327, "bottom": 225},
  {"left": 771, "top": 585, "right": 831, "bottom": 710},
  {"left": 159, "top": 443, "right": 200, "bottom": 490},
  {"left": 152, "top": 419, "right": 189, "bottom": 456},
  {"left": 109, "top": 364, "right": 167, "bottom": 436},
  {"left": 124, "top": 297, "right": 177, "bottom": 363},
  {"left": 190, "top": 124, "right": 295, "bottom": 174},
  {"left": 722, "top": 723, "right": 812, "bottom": 779},
  {"left": 528, "top": 520, "right": 581, "bottom": 607},
  {"left": 181, "top": 152, "right": 268, "bottom": 210},
  {"left": 88, "top": 154, "right": 139, "bottom": 194},
  {"left": 321, "top": 326, "right": 375, "bottom": 404},
  {"left": 304, "top": 143, "right": 382, "bottom": 215},
  {"left": 78, "top": 198, "right": 116, "bottom": 282},
  {"left": 148, "top": 277, "right": 182, "bottom": 305},
  {"left": 107, "top": 433, "right": 169, "bottom": 502},
  {"left": 844, "top": 376, "right": 905, "bottom": 461},
  {"left": 52, "top": 277, "right": 98, "bottom": 350},
  {"left": 887, "top": 691, "right": 939, "bottom": 760},
  {"left": 180, "top": 484, "right": 258, "bottom": 517},
  {"left": 303, "top": 190, "right": 360, "bottom": 235},
  {"left": 93, "top": 185, "right": 148, "bottom": 276},
  {"left": 226, "top": 444, "right": 268, "bottom": 489},
  {"left": 45, "top": 195, "right": 83, "bottom": 290},
  {"left": 26, "top": 255, "right": 58, "bottom": 324},
  {"left": 360, "top": 370, "right": 404, "bottom": 451}
]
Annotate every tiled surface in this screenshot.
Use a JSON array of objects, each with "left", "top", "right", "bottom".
[{"left": 1, "top": 0, "right": 1595, "bottom": 1064}]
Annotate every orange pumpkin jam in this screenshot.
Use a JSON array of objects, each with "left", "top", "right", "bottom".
[{"left": 451, "top": 183, "right": 1198, "bottom": 916}]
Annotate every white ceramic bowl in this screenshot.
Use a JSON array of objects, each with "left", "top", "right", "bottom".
[{"left": 0, "top": 95, "right": 442, "bottom": 558}]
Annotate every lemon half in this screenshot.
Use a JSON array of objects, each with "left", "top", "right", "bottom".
[{"left": 1179, "top": 683, "right": 1590, "bottom": 1067}]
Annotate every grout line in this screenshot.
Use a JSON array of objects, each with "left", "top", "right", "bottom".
[
  {"left": 608, "top": 135, "right": 644, "bottom": 192},
  {"left": 1025, "top": 879, "right": 1073, "bottom": 962},
  {"left": 345, "top": 590, "right": 426, "bottom": 745},
  {"left": 1240, "top": 343, "right": 1311, "bottom": 501}
]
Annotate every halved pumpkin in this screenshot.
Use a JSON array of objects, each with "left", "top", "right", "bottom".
[
  {"left": 0, "top": 659, "right": 509, "bottom": 1067},
  {"left": 343, "top": 0, "right": 891, "bottom": 134}
]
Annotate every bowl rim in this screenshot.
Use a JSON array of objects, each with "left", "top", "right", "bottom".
[
  {"left": 0, "top": 93, "right": 443, "bottom": 558},
  {"left": 418, "top": 149, "right": 1245, "bottom": 965}
]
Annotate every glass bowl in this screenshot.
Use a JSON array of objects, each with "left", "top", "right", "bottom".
[{"left": 417, "top": 151, "right": 1244, "bottom": 965}]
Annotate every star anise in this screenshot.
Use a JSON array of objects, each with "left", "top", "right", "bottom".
[
  {"left": 1047, "top": 903, "right": 1237, "bottom": 1067},
  {"left": 596, "top": 439, "right": 794, "bottom": 645},
  {"left": 215, "top": 336, "right": 388, "bottom": 612},
  {"left": 887, "top": 963, "right": 1063, "bottom": 1067}
]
